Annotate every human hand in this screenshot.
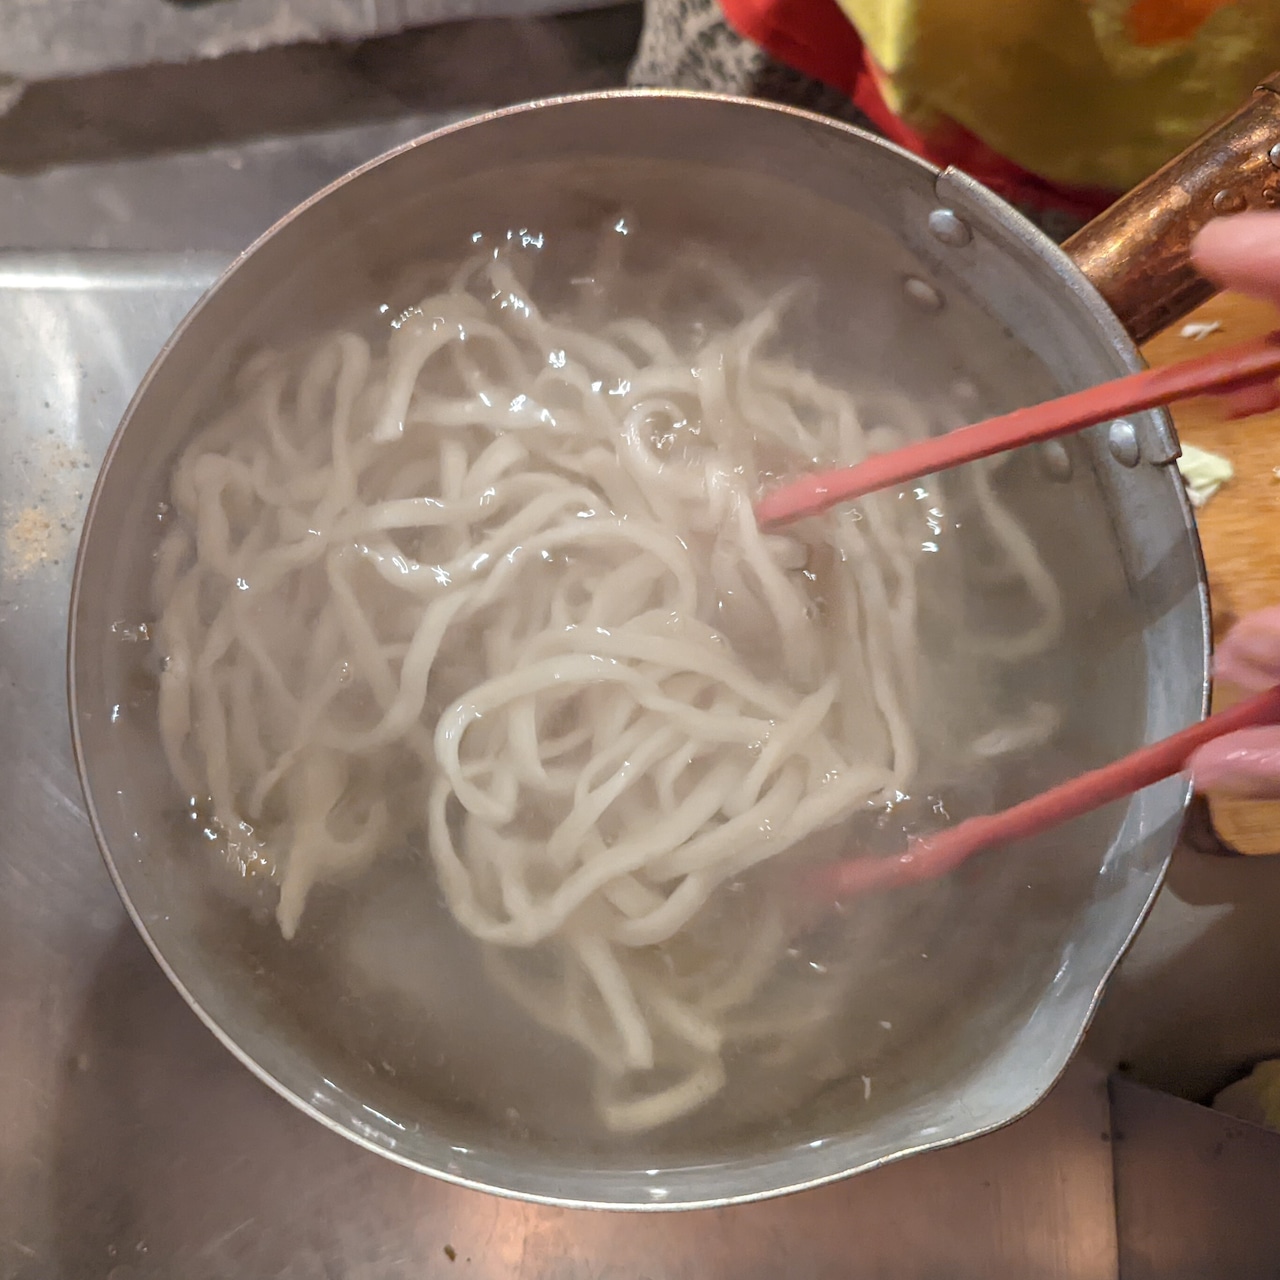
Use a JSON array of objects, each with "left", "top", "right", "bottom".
[
  {"left": 1187, "top": 213, "right": 1280, "bottom": 797},
  {"left": 1190, "top": 608, "right": 1280, "bottom": 797},
  {"left": 1193, "top": 211, "right": 1280, "bottom": 309},
  {"left": 1193, "top": 212, "right": 1280, "bottom": 417}
]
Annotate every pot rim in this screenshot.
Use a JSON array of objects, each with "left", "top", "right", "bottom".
[{"left": 67, "top": 87, "right": 1209, "bottom": 1210}]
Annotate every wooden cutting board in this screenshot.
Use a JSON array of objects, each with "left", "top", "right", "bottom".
[{"left": 1143, "top": 293, "right": 1280, "bottom": 855}]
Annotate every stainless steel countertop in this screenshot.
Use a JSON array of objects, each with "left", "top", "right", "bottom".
[
  {"left": 6, "top": 30, "right": 1280, "bottom": 1266},
  {"left": 0, "top": 245, "right": 1126, "bottom": 1279},
  {"left": 0, "top": 257, "right": 1121, "bottom": 1269},
  {"left": 0, "top": 0, "right": 618, "bottom": 84},
  {"left": 0, "top": 199, "right": 1226, "bottom": 1280},
  {"left": 1110, "top": 1076, "right": 1280, "bottom": 1280}
]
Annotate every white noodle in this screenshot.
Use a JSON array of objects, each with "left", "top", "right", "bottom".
[{"left": 152, "top": 229, "right": 1062, "bottom": 1133}]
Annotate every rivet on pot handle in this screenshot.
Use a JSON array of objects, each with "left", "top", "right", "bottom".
[{"left": 1065, "top": 73, "right": 1280, "bottom": 346}]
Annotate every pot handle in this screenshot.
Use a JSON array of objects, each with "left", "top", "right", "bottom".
[{"left": 1064, "top": 73, "right": 1280, "bottom": 345}]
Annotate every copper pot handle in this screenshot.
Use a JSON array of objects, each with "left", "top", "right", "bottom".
[{"left": 1064, "top": 73, "right": 1280, "bottom": 345}]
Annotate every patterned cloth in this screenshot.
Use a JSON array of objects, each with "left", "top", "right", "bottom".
[
  {"left": 626, "top": 0, "right": 1089, "bottom": 240},
  {"left": 829, "top": 0, "right": 1280, "bottom": 193},
  {"left": 630, "top": 0, "right": 874, "bottom": 124}
]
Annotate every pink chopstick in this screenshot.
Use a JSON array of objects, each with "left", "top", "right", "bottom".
[
  {"left": 756, "top": 331, "right": 1280, "bottom": 528},
  {"left": 811, "top": 683, "right": 1280, "bottom": 901}
]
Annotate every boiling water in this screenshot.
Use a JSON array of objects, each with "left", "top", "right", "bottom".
[{"left": 117, "top": 158, "right": 1145, "bottom": 1161}]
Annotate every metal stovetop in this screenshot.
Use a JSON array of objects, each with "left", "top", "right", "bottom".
[
  {"left": 7, "top": 245, "right": 1280, "bottom": 1280},
  {"left": 0, "top": 240, "right": 1125, "bottom": 1280}
]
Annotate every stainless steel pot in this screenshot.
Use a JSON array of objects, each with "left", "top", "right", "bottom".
[{"left": 68, "top": 84, "right": 1280, "bottom": 1210}]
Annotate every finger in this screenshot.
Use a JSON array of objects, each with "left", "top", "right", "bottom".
[
  {"left": 1193, "top": 212, "right": 1280, "bottom": 307},
  {"left": 1191, "top": 726, "right": 1280, "bottom": 798},
  {"left": 1215, "top": 606, "right": 1280, "bottom": 691},
  {"left": 1223, "top": 379, "right": 1280, "bottom": 419},
  {"left": 1216, "top": 648, "right": 1280, "bottom": 692}
]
